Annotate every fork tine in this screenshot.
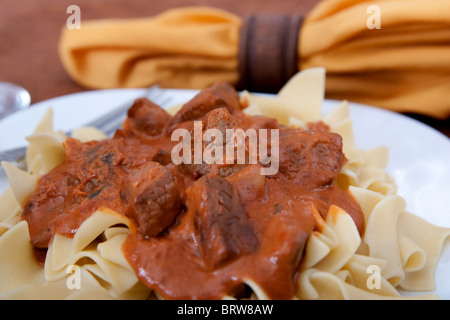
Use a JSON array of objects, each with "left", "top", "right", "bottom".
[
  {"left": 154, "top": 94, "right": 173, "bottom": 107},
  {"left": 86, "top": 85, "right": 160, "bottom": 131},
  {"left": 98, "top": 86, "right": 174, "bottom": 136},
  {"left": 101, "top": 115, "right": 127, "bottom": 136}
]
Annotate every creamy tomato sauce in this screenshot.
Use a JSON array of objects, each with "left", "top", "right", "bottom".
[{"left": 22, "top": 82, "right": 364, "bottom": 299}]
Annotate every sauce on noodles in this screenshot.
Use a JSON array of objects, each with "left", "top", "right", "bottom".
[{"left": 22, "top": 82, "right": 364, "bottom": 299}]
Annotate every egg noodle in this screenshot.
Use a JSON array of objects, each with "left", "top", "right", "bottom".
[{"left": 0, "top": 68, "right": 449, "bottom": 299}]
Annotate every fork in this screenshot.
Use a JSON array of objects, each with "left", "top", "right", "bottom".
[{"left": 0, "top": 85, "right": 172, "bottom": 165}]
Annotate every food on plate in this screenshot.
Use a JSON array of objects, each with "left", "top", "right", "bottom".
[{"left": 0, "top": 68, "right": 448, "bottom": 299}]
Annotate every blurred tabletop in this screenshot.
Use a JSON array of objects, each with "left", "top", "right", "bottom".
[{"left": 0, "top": 0, "right": 449, "bottom": 137}]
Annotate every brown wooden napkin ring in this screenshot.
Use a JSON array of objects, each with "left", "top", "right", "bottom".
[{"left": 238, "top": 14, "right": 303, "bottom": 93}]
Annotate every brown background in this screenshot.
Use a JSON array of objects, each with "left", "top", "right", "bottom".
[{"left": 0, "top": 0, "right": 448, "bottom": 136}]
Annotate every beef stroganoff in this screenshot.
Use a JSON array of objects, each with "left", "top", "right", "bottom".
[{"left": 0, "top": 68, "right": 448, "bottom": 299}]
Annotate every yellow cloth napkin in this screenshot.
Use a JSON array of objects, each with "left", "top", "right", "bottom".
[
  {"left": 300, "top": 0, "right": 450, "bottom": 119},
  {"left": 59, "top": 7, "right": 241, "bottom": 90},
  {"left": 59, "top": 2, "right": 450, "bottom": 119}
]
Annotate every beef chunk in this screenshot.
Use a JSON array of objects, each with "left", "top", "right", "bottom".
[
  {"left": 262, "top": 197, "right": 314, "bottom": 272},
  {"left": 168, "top": 82, "right": 243, "bottom": 132},
  {"left": 278, "top": 129, "right": 346, "bottom": 189},
  {"left": 202, "top": 107, "right": 240, "bottom": 135},
  {"left": 226, "top": 164, "right": 265, "bottom": 202},
  {"left": 240, "top": 115, "right": 280, "bottom": 131},
  {"left": 121, "top": 162, "right": 181, "bottom": 237},
  {"left": 121, "top": 98, "right": 172, "bottom": 137},
  {"left": 185, "top": 174, "right": 258, "bottom": 270},
  {"left": 176, "top": 108, "right": 242, "bottom": 179}
]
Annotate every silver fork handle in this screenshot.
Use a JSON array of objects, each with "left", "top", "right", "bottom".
[{"left": 0, "top": 146, "right": 27, "bottom": 164}]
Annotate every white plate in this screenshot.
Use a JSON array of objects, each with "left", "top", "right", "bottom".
[{"left": 0, "top": 89, "right": 449, "bottom": 299}]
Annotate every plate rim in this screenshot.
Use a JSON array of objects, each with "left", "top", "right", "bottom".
[{"left": 1, "top": 87, "right": 449, "bottom": 149}]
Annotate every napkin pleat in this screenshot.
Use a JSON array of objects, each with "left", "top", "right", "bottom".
[
  {"left": 300, "top": 0, "right": 450, "bottom": 118},
  {"left": 59, "top": 7, "right": 241, "bottom": 89}
]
